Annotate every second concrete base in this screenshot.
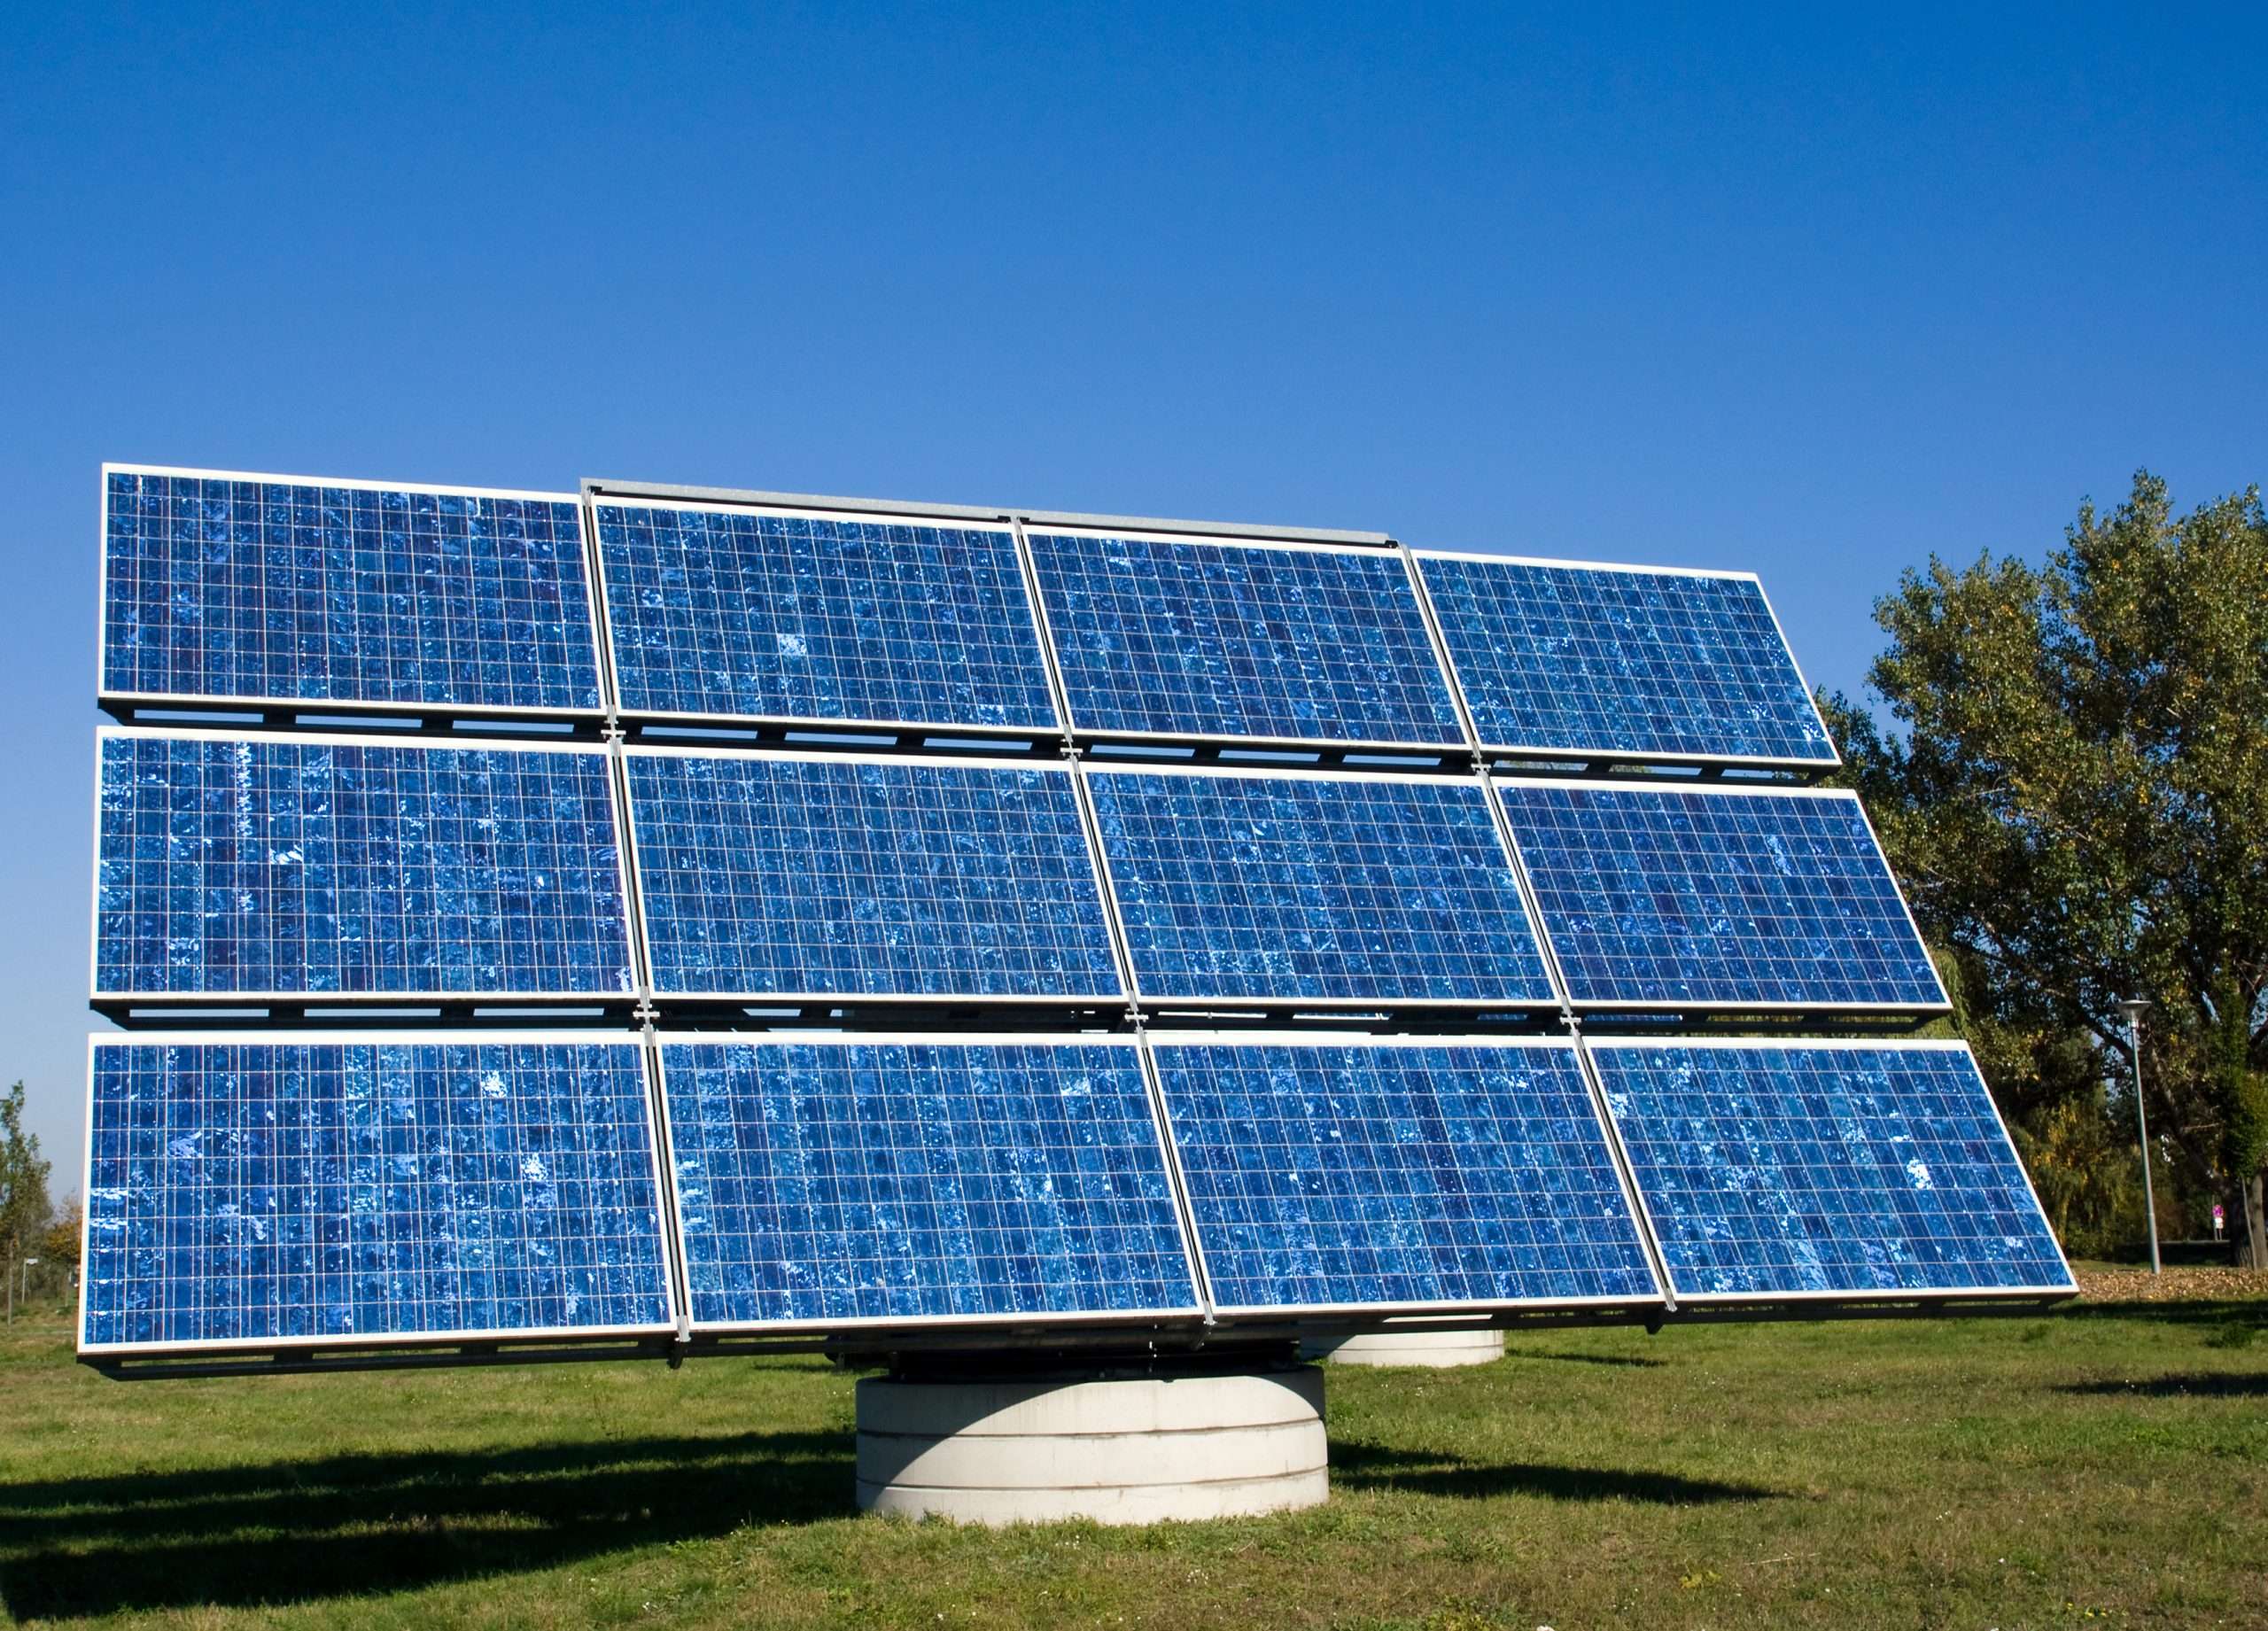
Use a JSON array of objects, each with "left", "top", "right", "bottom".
[
  {"left": 1309, "top": 1328, "right": 1506, "bottom": 1368},
  {"left": 856, "top": 1365, "right": 1327, "bottom": 1526}
]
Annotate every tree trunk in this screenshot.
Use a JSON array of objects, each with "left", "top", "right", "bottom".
[{"left": 2239, "top": 1172, "right": 2268, "bottom": 1270}]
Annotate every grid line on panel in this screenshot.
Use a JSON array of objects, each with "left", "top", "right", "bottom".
[
  {"left": 1088, "top": 771, "right": 1557, "bottom": 1004},
  {"left": 1496, "top": 783, "right": 1943, "bottom": 1009},
  {"left": 1155, "top": 1042, "right": 1658, "bottom": 1310},
  {"left": 1593, "top": 1045, "right": 2074, "bottom": 1297},
  {"left": 661, "top": 1041, "right": 1198, "bottom": 1327},
  {"left": 594, "top": 504, "right": 1056, "bottom": 729},
  {"left": 1027, "top": 531, "right": 1466, "bottom": 745},
  {"left": 1418, "top": 555, "right": 1836, "bottom": 763},
  {"left": 100, "top": 471, "right": 601, "bottom": 712},
  {"left": 627, "top": 755, "right": 1122, "bottom": 999},
  {"left": 94, "top": 734, "right": 636, "bottom": 998},
  {"left": 1394, "top": 544, "right": 1491, "bottom": 759},
  {"left": 82, "top": 1039, "right": 672, "bottom": 1351}
]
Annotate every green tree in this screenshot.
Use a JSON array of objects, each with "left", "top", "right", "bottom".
[
  {"left": 1821, "top": 471, "right": 2268, "bottom": 1264},
  {"left": 1, "top": 1081, "right": 52, "bottom": 1285},
  {"left": 40, "top": 1196, "right": 82, "bottom": 1281}
]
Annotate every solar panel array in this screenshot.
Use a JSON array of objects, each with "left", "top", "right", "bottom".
[
  {"left": 1416, "top": 553, "right": 1836, "bottom": 765},
  {"left": 1086, "top": 769, "right": 1555, "bottom": 1005},
  {"left": 1495, "top": 782, "right": 1945, "bottom": 1011},
  {"left": 1154, "top": 1037, "right": 1657, "bottom": 1312},
  {"left": 102, "top": 469, "right": 601, "bottom": 713},
  {"left": 661, "top": 1037, "right": 1197, "bottom": 1326},
  {"left": 593, "top": 501, "right": 1055, "bottom": 730},
  {"left": 1591, "top": 1042, "right": 2071, "bottom": 1298},
  {"left": 82, "top": 464, "right": 2071, "bottom": 1365},
  {"left": 95, "top": 732, "right": 635, "bottom": 999},
  {"left": 82, "top": 1037, "right": 672, "bottom": 1353},
  {"left": 1027, "top": 530, "right": 1463, "bottom": 745},
  {"left": 626, "top": 752, "right": 1119, "bottom": 1000}
]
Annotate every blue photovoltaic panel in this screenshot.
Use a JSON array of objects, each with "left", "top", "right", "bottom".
[
  {"left": 1153, "top": 1040, "right": 1658, "bottom": 1310},
  {"left": 1592, "top": 1043, "right": 2073, "bottom": 1297},
  {"left": 628, "top": 754, "right": 1122, "bottom": 998},
  {"left": 1418, "top": 555, "right": 1835, "bottom": 763},
  {"left": 100, "top": 470, "right": 601, "bottom": 711},
  {"left": 595, "top": 503, "right": 1057, "bottom": 729},
  {"left": 94, "top": 734, "right": 634, "bottom": 998},
  {"left": 660, "top": 1039, "right": 1196, "bottom": 1326},
  {"left": 1027, "top": 531, "right": 1464, "bottom": 744},
  {"left": 1087, "top": 771, "right": 1555, "bottom": 1003},
  {"left": 1495, "top": 782, "right": 1943, "bottom": 1009},
  {"left": 82, "top": 1039, "right": 672, "bottom": 1352}
]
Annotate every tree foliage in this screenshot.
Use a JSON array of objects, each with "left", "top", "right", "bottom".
[
  {"left": 0, "top": 1079, "right": 51, "bottom": 1267},
  {"left": 39, "top": 1196, "right": 82, "bottom": 1277},
  {"left": 1821, "top": 470, "right": 2268, "bottom": 1262}
]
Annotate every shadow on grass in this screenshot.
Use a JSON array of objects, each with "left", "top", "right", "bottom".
[
  {"left": 2057, "top": 1298, "right": 2268, "bottom": 1330},
  {"left": 1510, "top": 1351, "right": 1666, "bottom": 1370},
  {"left": 2056, "top": 1372, "right": 2268, "bottom": 1399},
  {"left": 0, "top": 1429, "right": 850, "bottom": 1620},
  {"left": 1332, "top": 1441, "right": 1775, "bottom": 1504}
]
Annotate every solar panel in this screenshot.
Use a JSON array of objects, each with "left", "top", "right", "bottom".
[
  {"left": 626, "top": 750, "right": 1122, "bottom": 1000},
  {"left": 93, "top": 731, "right": 635, "bottom": 999},
  {"left": 100, "top": 467, "right": 602, "bottom": 713},
  {"left": 1086, "top": 766, "right": 1557, "bottom": 1005},
  {"left": 594, "top": 501, "right": 1057, "bottom": 731},
  {"left": 1417, "top": 553, "right": 1836, "bottom": 765},
  {"left": 1590, "top": 1039, "right": 2073, "bottom": 1299},
  {"left": 658, "top": 1036, "right": 1199, "bottom": 1328},
  {"left": 1495, "top": 781, "right": 1945, "bottom": 1011},
  {"left": 1149, "top": 1036, "right": 1660, "bottom": 1313},
  {"left": 81, "top": 1036, "right": 674, "bottom": 1354},
  {"left": 1025, "top": 529, "right": 1463, "bottom": 745}
]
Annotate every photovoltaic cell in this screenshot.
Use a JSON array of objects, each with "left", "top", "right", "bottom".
[
  {"left": 1418, "top": 555, "right": 1835, "bottom": 763},
  {"left": 594, "top": 503, "right": 1057, "bottom": 729},
  {"left": 100, "top": 470, "right": 600, "bottom": 711},
  {"left": 1087, "top": 770, "right": 1556, "bottom": 1003},
  {"left": 1153, "top": 1040, "right": 1658, "bottom": 1310},
  {"left": 1027, "top": 531, "right": 1464, "bottom": 744},
  {"left": 1592, "top": 1042, "right": 2073, "bottom": 1297},
  {"left": 627, "top": 754, "right": 1122, "bottom": 998},
  {"left": 660, "top": 1039, "right": 1197, "bottom": 1326},
  {"left": 82, "top": 1038, "right": 672, "bottom": 1352},
  {"left": 1495, "top": 782, "right": 1943, "bottom": 1009},
  {"left": 94, "top": 734, "right": 635, "bottom": 998}
]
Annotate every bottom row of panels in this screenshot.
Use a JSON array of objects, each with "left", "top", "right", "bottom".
[{"left": 80, "top": 1034, "right": 2076, "bottom": 1356}]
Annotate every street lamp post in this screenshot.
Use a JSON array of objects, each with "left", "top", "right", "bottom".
[
  {"left": 19, "top": 1257, "right": 36, "bottom": 1309},
  {"left": 2121, "top": 999, "right": 2161, "bottom": 1276}
]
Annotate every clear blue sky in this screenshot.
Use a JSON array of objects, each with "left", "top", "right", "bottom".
[{"left": 4, "top": 4, "right": 2263, "bottom": 1191}]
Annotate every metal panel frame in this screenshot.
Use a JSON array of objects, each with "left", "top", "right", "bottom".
[
  {"left": 1021, "top": 521, "right": 1470, "bottom": 751},
  {"left": 1143, "top": 1029, "right": 1671, "bottom": 1318},
  {"left": 89, "top": 726, "right": 641, "bottom": 1005},
  {"left": 1584, "top": 1034, "right": 2078, "bottom": 1301},
  {"left": 1082, "top": 758, "right": 1562, "bottom": 1011},
  {"left": 97, "top": 463, "right": 609, "bottom": 721},
  {"left": 1412, "top": 547, "right": 1842, "bottom": 771},
  {"left": 1491, "top": 774, "right": 1953, "bottom": 1015},
  {"left": 585, "top": 492, "right": 1061, "bottom": 737},
  {"left": 620, "top": 742, "right": 1129, "bottom": 1006},
  {"left": 583, "top": 477, "right": 1395, "bottom": 548},
  {"left": 652, "top": 1030, "right": 1208, "bottom": 1336},
  {"left": 78, "top": 1029, "right": 681, "bottom": 1360}
]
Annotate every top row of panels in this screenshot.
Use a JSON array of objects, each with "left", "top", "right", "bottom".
[{"left": 98, "top": 467, "right": 1839, "bottom": 767}]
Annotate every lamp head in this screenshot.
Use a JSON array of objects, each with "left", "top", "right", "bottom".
[{"left": 2119, "top": 998, "right": 2151, "bottom": 1024}]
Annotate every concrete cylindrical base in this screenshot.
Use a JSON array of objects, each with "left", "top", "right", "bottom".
[
  {"left": 1310, "top": 1328, "right": 1506, "bottom": 1368},
  {"left": 856, "top": 1366, "right": 1327, "bottom": 1526}
]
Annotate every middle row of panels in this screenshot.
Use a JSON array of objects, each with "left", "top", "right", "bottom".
[{"left": 94, "top": 731, "right": 1945, "bottom": 1014}]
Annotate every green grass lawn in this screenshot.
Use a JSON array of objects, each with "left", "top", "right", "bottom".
[{"left": 3, "top": 1283, "right": 2264, "bottom": 1629}]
